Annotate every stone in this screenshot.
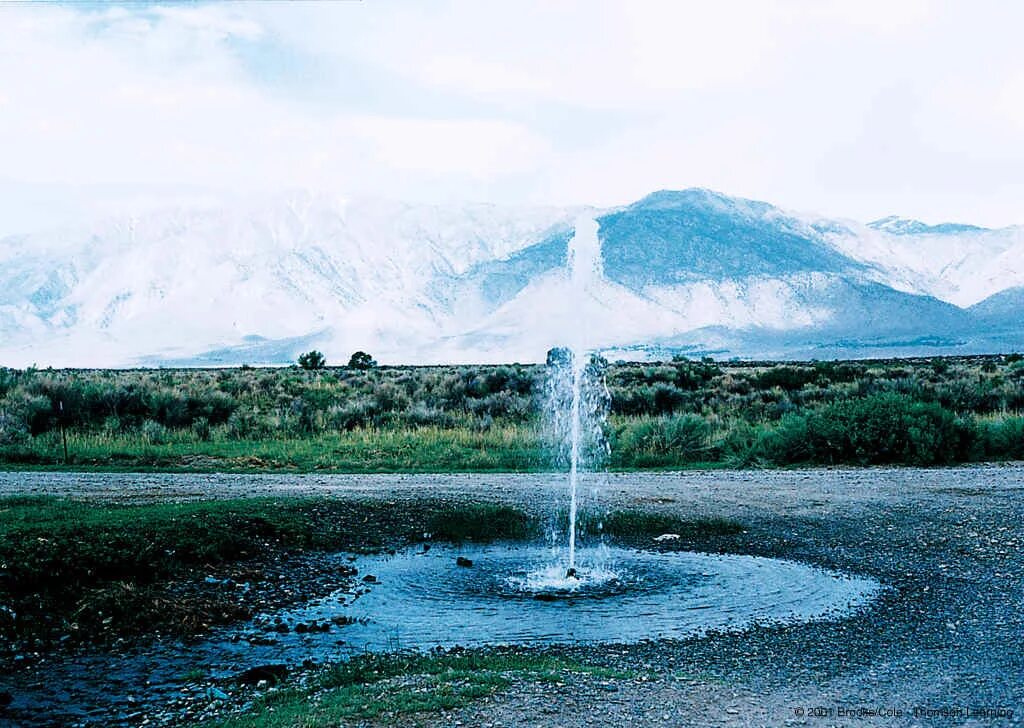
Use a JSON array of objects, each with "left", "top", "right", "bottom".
[
  {"left": 456, "top": 557, "right": 474, "bottom": 568},
  {"left": 236, "top": 664, "right": 288, "bottom": 687},
  {"left": 204, "top": 687, "right": 229, "bottom": 701}
]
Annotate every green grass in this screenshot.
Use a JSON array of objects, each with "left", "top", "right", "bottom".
[
  {"left": 178, "top": 668, "right": 207, "bottom": 684},
  {"left": 207, "top": 651, "right": 634, "bottom": 727},
  {"left": 596, "top": 511, "right": 744, "bottom": 541},
  {"left": 2, "top": 425, "right": 548, "bottom": 473},
  {"left": 3, "top": 355, "right": 1023, "bottom": 473},
  {"left": 6, "top": 411, "right": 1020, "bottom": 475}
]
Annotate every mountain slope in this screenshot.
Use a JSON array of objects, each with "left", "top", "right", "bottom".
[
  {"left": 824, "top": 216, "right": 1024, "bottom": 307},
  {"left": 597, "top": 189, "right": 861, "bottom": 287},
  {"left": 969, "top": 286, "right": 1024, "bottom": 328},
  {"left": 0, "top": 188, "right": 1021, "bottom": 366}
]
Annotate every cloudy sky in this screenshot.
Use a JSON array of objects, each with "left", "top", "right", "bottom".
[{"left": 1, "top": 0, "right": 1022, "bottom": 232}]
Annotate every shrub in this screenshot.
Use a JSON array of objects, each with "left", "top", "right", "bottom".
[
  {"left": 805, "top": 393, "right": 974, "bottom": 465},
  {"left": 347, "top": 351, "right": 377, "bottom": 369},
  {"left": 753, "top": 366, "right": 818, "bottom": 391},
  {"left": 979, "top": 417, "right": 1024, "bottom": 460},
  {"left": 614, "top": 414, "right": 711, "bottom": 465},
  {"left": 226, "top": 409, "right": 277, "bottom": 439},
  {"left": 4, "top": 393, "right": 52, "bottom": 435},
  {"left": 192, "top": 417, "right": 211, "bottom": 442},
  {"left": 327, "top": 398, "right": 378, "bottom": 431},
  {"left": 298, "top": 350, "right": 327, "bottom": 370},
  {"left": 141, "top": 419, "right": 169, "bottom": 445},
  {"left": 0, "top": 412, "right": 29, "bottom": 447},
  {"left": 754, "top": 414, "right": 812, "bottom": 464}
]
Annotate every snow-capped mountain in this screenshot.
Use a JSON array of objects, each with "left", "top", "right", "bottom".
[{"left": 1, "top": 188, "right": 1021, "bottom": 367}]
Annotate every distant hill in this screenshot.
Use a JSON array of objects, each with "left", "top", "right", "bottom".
[{"left": 1, "top": 188, "right": 1021, "bottom": 367}]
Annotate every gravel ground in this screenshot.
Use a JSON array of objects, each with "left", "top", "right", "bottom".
[{"left": 1, "top": 465, "right": 1023, "bottom": 727}]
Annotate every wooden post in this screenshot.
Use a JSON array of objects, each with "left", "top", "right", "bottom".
[{"left": 59, "top": 400, "right": 69, "bottom": 464}]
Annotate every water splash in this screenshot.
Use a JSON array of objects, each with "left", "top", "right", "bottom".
[
  {"left": 546, "top": 215, "right": 610, "bottom": 575},
  {"left": 506, "top": 560, "right": 621, "bottom": 594}
]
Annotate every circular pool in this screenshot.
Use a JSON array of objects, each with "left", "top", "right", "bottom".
[{"left": 279, "top": 544, "right": 882, "bottom": 651}]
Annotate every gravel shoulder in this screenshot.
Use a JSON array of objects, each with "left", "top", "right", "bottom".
[{"left": 2, "top": 465, "right": 1023, "bottom": 727}]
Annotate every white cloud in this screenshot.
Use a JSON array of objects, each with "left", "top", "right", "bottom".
[{"left": 1, "top": 0, "right": 1023, "bottom": 230}]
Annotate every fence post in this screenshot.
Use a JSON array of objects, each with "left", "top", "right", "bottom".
[{"left": 59, "top": 400, "right": 69, "bottom": 464}]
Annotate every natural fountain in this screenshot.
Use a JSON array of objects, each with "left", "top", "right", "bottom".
[
  {"left": 5, "top": 218, "right": 886, "bottom": 725},
  {"left": 562, "top": 215, "right": 604, "bottom": 573},
  {"left": 539, "top": 215, "right": 613, "bottom": 587}
]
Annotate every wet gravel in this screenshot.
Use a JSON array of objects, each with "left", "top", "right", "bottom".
[{"left": 1, "top": 465, "right": 1023, "bottom": 727}]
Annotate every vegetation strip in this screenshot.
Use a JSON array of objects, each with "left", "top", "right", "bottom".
[
  {"left": 1, "top": 355, "right": 1022, "bottom": 472},
  {"left": 203, "top": 651, "right": 634, "bottom": 727}
]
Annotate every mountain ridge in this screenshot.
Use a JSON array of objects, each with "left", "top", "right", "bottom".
[{"left": 1, "top": 188, "right": 1021, "bottom": 367}]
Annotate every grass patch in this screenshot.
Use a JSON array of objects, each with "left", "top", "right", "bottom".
[
  {"left": 425, "top": 504, "right": 535, "bottom": 542},
  {"left": 178, "top": 668, "right": 206, "bottom": 684},
  {"left": 2, "top": 426, "right": 549, "bottom": 473},
  {"left": 579, "top": 509, "right": 744, "bottom": 542},
  {"left": 208, "top": 651, "right": 632, "bottom": 727}
]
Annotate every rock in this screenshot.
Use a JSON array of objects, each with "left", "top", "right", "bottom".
[
  {"left": 456, "top": 557, "right": 474, "bottom": 568},
  {"left": 246, "top": 635, "right": 278, "bottom": 646},
  {"left": 294, "top": 622, "right": 308, "bottom": 634},
  {"left": 204, "top": 687, "right": 229, "bottom": 701},
  {"left": 236, "top": 664, "right": 288, "bottom": 687},
  {"left": 362, "top": 574, "right": 378, "bottom": 583},
  {"left": 653, "top": 534, "right": 680, "bottom": 542}
]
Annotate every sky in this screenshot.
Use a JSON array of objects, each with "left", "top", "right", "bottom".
[{"left": 1, "top": 0, "right": 1023, "bottom": 232}]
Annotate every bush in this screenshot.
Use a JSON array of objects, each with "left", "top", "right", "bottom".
[
  {"left": 347, "top": 351, "right": 377, "bottom": 369},
  {"left": 298, "top": 350, "right": 327, "bottom": 370},
  {"left": 192, "top": 417, "right": 211, "bottom": 442},
  {"left": 979, "top": 417, "right": 1024, "bottom": 460},
  {"left": 805, "top": 393, "right": 974, "bottom": 465},
  {"left": 753, "top": 366, "right": 818, "bottom": 391},
  {"left": 324, "top": 400, "right": 368, "bottom": 431},
  {"left": 5, "top": 393, "right": 53, "bottom": 435},
  {"left": 226, "top": 409, "right": 277, "bottom": 440},
  {"left": 141, "top": 419, "right": 169, "bottom": 445},
  {"left": 753, "top": 414, "right": 812, "bottom": 464},
  {"left": 0, "top": 412, "right": 29, "bottom": 447},
  {"left": 614, "top": 414, "right": 711, "bottom": 466}
]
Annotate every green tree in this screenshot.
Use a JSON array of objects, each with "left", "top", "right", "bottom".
[
  {"left": 347, "top": 351, "right": 377, "bottom": 369},
  {"left": 297, "top": 350, "right": 327, "bottom": 370}
]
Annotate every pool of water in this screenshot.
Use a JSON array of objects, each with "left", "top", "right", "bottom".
[
  {"left": 276, "top": 544, "right": 881, "bottom": 652},
  {"left": 2, "top": 545, "right": 881, "bottom": 726}
]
